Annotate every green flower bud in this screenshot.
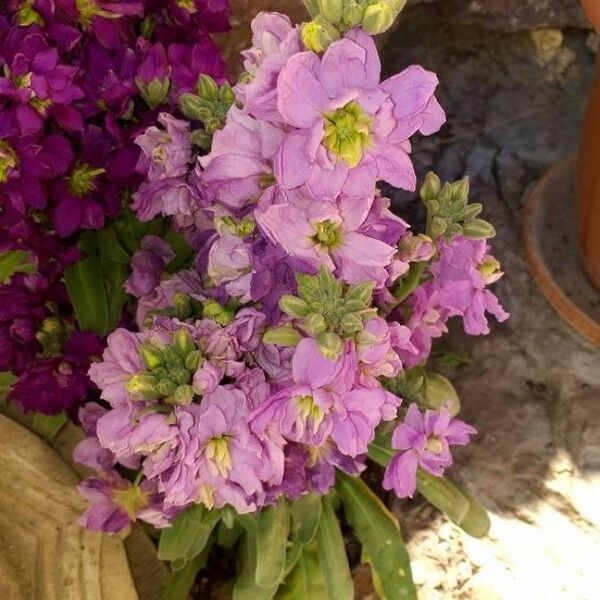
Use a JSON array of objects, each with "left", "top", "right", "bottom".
[
  {"left": 203, "top": 299, "right": 234, "bottom": 326},
  {"left": 420, "top": 171, "right": 441, "bottom": 202},
  {"left": 219, "top": 82, "right": 236, "bottom": 105},
  {"left": 126, "top": 373, "right": 160, "bottom": 401},
  {"left": 197, "top": 74, "right": 219, "bottom": 101},
  {"left": 316, "top": 331, "right": 343, "bottom": 360},
  {"left": 362, "top": 2, "right": 395, "bottom": 35},
  {"left": 263, "top": 326, "right": 302, "bottom": 347},
  {"left": 279, "top": 295, "right": 311, "bottom": 319},
  {"left": 423, "top": 372, "right": 460, "bottom": 416},
  {"left": 152, "top": 367, "right": 169, "bottom": 380},
  {"left": 178, "top": 93, "right": 212, "bottom": 122},
  {"left": 303, "top": 0, "right": 320, "bottom": 18},
  {"left": 345, "top": 281, "right": 374, "bottom": 307},
  {"left": 174, "top": 293, "right": 193, "bottom": 320},
  {"left": 304, "top": 313, "right": 328, "bottom": 335},
  {"left": 162, "top": 346, "right": 184, "bottom": 368},
  {"left": 205, "top": 116, "right": 224, "bottom": 134},
  {"left": 190, "top": 129, "right": 213, "bottom": 149},
  {"left": 317, "top": 0, "right": 343, "bottom": 24},
  {"left": 173, "top": 328, "right": 195, "bottom": 358},
  {"left": 342, "top": 1, "right": 364, "bottom": 27},
  {"left": 171, "top": 367, "right": 192, "bottom": 386},
  {"left": 136, "top": 77, "right": 170, "bottom": 110},
  {"left": 461, "top": 203, "right": 483, "bottom": 221},
  {"left": 140, "top": 14, "right": 155, "bottom": 38},
  {"left": 185, "top": 350, "right": 203, "bottom": 372},
  {"left": 295, "top": 272, "right": 321, "bottom": 303},
  {"left": 157, "top": 378, "right": 178, "bottom": 397},
  {"left": 450, "top": 177, "right": 470, "bottom": 203},
  {"left": 340, "top": 313, "right": 363, "bottom": 334},
  {"left": 139, "top": 344, "right": 164, "bottom": 370},
  {"left": 429, "top": 216, "right": 448, "bottom": 239},
  {"left": 301, "top": 16, "right": 340, "bottom": 53},
  {"left": 462, "top": 219, "right": 496, "bottom": 240},
  {"left": 173, "top": 384, "right": 195, "bottom": 405}
]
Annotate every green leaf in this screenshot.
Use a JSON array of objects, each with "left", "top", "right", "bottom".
[
  {"left": 316, "top": 496, "right": 353, "bottom": 600},
  {"left": 158, "top": 505, "right": 221, "bottom": 565},
  {"left": 0, "top": 249, "right": 36, "bottom": 283},
  {"left": 216, "top": 519, "right": 243, "bottom": 549},
  {"left": 291, "top": 493, "right": 322, "bottom": 544},
  {"left": 164, "top": 229, "right": 194, "bottom": 273},
  {"left": 0, "top": 372, "right": 17, "bottom": 397},
  {"left": 336, "top": 472, "right": 416, "bottom": 600},
  {"left": 32, "top": 412, "right": 67, "bottom": 440},
  {"left": 422, "top": 372, "right": 460, "bottom": 416},
  {"left": 416, "top": 470, "right": 490, "bottom": 538},
  {"left": 96, "top": 227, "right": 131, "bottom": 263},
  {"left": 64, "top": 256, "right": 110, "bottom": 335},
  {"left": 160, "top": 542, "right": 212, "bottom": 600},
  {"left": 102, "top": 260, "right": 129, "bottom": 333},
  {"left": 393, "top": 261, "right": 427, "bottom": 303},
  {"left": 275, "top": 544, "right": 328, "bottom": 600},
  {"left": 255, "top": 497, "right": 290, "bottom": 589},
  {"left": 233, "top": 531, "right": 278, "bottom": 600},
  {"left": 368, "top": 433, "right": 490, "bottom": 538}
]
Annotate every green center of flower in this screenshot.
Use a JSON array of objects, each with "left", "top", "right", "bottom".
[
  {"left": 176, "top": 0, "right": 197, "bottom": 13},
  {"left": 113, "top": 485, "right": 149, "bottom": 519},
  {"left": 76, "top": 0, "right": 120, "bottom": 27},
  {"left": 204, "top": 436, "right": 232, "bottom": 477},
  {"left": 313, "top": 220, "right": 342, "bottom": 247},
  {"left": 322, "top": 101, "right": 372, "bottom": 168},
  {"left": 296, "top": 395, "right": 326, "bottom": 431},
  {"left": 68, "top": 164, "right": 106, "bottom": 197},
  {"left": 18, "top": 1, "right": 45, "bottom": 26},
  {"left": 126, "top": 329, "right": 202, "bottom": 405},
  {"left": 14, "top": 72, "right": 32, "bottom": 90},
  {"left": 0, "top": 141, "right": 18, "bottom": 183},
  {"left": 426, "top": 436, "right": 443, "bottom": 454},
  {"left": 478, "top": 257, "right": 501, "bottom": 282}
]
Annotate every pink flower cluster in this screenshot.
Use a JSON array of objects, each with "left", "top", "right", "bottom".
[{"left": 76, "top": 12, "right": 507, "bottom": 532}]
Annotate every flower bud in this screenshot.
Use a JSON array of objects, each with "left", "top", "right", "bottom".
[
  {"left": 279, "top": 295, "right": 311, "bottom": 319},
  {"left": 462, "top": 219, "right": 496, "bottom": 240},
  {"left": 185, "top": 350, "right": 203, "bottom": 372},
  {"left": 343, "top": 1, "right": 364, "bottom": 27},
  {"left": 345, "top": 281, "right": 374, "bottom": 307},
  {"left": 423, "top": 372, "right": 460, "bottom": 416},
  {"left": 340, "top": 313, "right": 363, "bottom": 334},
  {"left": 420, "top": 171, "right": 441, "bottom": 202},
  {"left": 157, "top": 377, "right": 178, "bottom": 397},
  {"left": 139, "top": 344, "right": 164, "bottom": 370},
  {"left": 203, "top": 299, "right": 234, "bottom": 326},
  {"left": 140, "top": 15, "right": 155, "bottom": 38},
  {"left": 197, "top": 74, "right": 219, "bottom": 101},
  {"left": 316, "top": 331, "right": 343, "bottom": 360},
  {"left": 303, "top": 0, "right": 320, "bottom": 18},
  {"left": 219, "top": 82, "right": 236, "bottom": 105},
  {"left": 301, "top": 16, "right": 340, "bottom": 53},
  {"left": 450, "top": 177, "right": 470, "bottom": 203},
  {"left": 171, "top": 367, "right": 191, "bottom": 385},
  {"left": 263, "top": 326, "right": 302, "bottom": 347},
  {"left": 126, "top": 373, "right": 160, "bottom": 401},
  {"left": 137, "top": 77, "right": 170, "bottom": 110},
  {"left": 162, "top": 346, "right": 184, "bottom": 368},
  {"left": 178, "top": 93, "right": 213, "bottom": 122},
  {"left": 317, "top": 0, "right": 343, "bottom": 24},
  {"left": 362, "top": 2, "right": 395, "bottom": 35},
  {"left": 173, "top": 384, "right": 194, "bottom": 405},
  {"left": 429, "top": 216, "right": 447, "bottom": 239},
  {"left": 174, "top": 293, "right": 193, "bottom": 319},
  {"left": 173, "top": 328, "right": 195, "bottom": 358},
  {"left": 304, "top": 313, "right": 328, "bottom": 335}
]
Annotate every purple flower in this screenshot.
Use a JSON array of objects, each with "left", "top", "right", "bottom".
[
  {"left": 256, "top": 194, "right": 397, "bottom": 287},
  {"left": 207, "top": 234, "right": 254, "bottom": 302},
  {"left": 235, "top": 12, "right": 302, "bottom": 122},
  {"left": 135, "top": 113, "right": 192, "bottom": 181},
  {"left": 383, "top": 404, "right": 476, "bottom": 498},
  {"left": 228, "top": 308, "right": 266, "bottom": 352},
  {"left": 132, "top": 177, "right": 200, "bottom": 221},
  {"left": 124, "top": 235, "right": 175, "bottom": 298},
  {"left": 273, "top": 29, "right": 444, "bottom": 198},
  {"left": 199, "top": 106, "right": 284, "bottom": 210},
  {"left": 135, "top": 42, "right": 171, "bottom": 108}
]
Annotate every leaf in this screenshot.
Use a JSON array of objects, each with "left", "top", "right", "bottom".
[
  {"left": 158, "top": 505, "right": 221, "bottom": 565},
  {"left": 0, "top": 249, "right": 36, "bottom": 283},
  {"left": 254, "top": 497, "right": 290, "bottom": 589},
  {"left": 160, "top": 542, "right": 211, "bottom": 600},
  {"left": 336, "top": 472, "right": 416, "bottom": 600},
  {"left": 64, "top": 256, "right": 110, "bottom": 335},
  {"left": 368, "top": 433, "right": 490, "bottom": 538},
  {"left": 164, "top": 229, "right": 194, "bottom": 273},
  {"left": 216, "top": 519, "right": 243, "bottom": 549},
  {"left": 275, "top": 544, "right": 328, "bottom": 600},
  {"left": 316, "top": 496, "right": 353, "bottom": 600},
  {"left": 102, "top": 260, "right": 129, "bottom": 332},
  {"left": 96, "top": 227, "right": 131, "bottom": 264},
  {"left": 422, "top": 372, "right": 461, "bottom": 416},
  {"left": 233, "top": 531, "right": 278, "bottom": 600},
  {"left": 416, "top": 470, "right": 490, "bottom": 538},
  {"left": 0, "top": 372, "right": 17, "bottom": 397},
  {"left": 32, "top": 412, "right": 67, "bottom": 440},
  {"left": 291, "top": 493, "right": 322, "bottom": 544}
]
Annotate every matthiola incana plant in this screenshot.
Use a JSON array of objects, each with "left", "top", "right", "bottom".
[{"left": 1, "top": 1, "right": 508, "bottom": 598}]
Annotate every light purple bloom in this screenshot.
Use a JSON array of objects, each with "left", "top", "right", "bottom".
[
  {"left": 273, "top": 29, "right": 445, "bottom": 198},
  {"left": 383, "top": 404, "right": 476, "bottom": 498},
  {"left": 132, "top": 177, "right": 200, "bottom": 221},
  {"left": 124, "top": 236, "right": 175, "bottom": 298},
  {"left": 256, "top": 194, "right": 397, "bottom": 287},
  {"left": 207, "top": 233, "right": 254, "bottom": 301}
]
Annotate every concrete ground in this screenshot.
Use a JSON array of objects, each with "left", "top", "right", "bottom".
[{"left": 377, "top": 5, "right": 600, "bottom": 599}]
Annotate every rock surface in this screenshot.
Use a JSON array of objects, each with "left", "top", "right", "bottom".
[{"left": 378, "top": 5, "right": 600, "bottom": 599}]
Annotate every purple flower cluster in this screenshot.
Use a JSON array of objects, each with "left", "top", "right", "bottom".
[{"left": 76, "top": 11, "right": 508, "bottom": 531}]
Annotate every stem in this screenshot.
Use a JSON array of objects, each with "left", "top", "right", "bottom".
[
  {"left": 133, "top": 470, "right": 144, "bottom": 487},
  {"left": 392, "top": 261, "right": 427, "bottom": 303}
]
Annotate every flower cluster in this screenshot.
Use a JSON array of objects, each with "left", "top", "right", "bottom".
[
  {"left": 75, "top": 10, "right": 507, "bottom": 532},
  {"left": 0, "top": 1, "right": 229, "bottom": 415}
]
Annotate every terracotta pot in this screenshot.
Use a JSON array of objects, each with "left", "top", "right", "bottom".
[{"left": 576, "top": 0, "right": 600, "bottom": 289}]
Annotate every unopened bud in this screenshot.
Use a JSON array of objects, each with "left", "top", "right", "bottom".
[
  {"left": 157, "top": 377, "right": 178, "bottom": 396},
  {"left": 462, "top": 219, "right": 496, "bottom": 240},
  {"left": 304, "top": 313, "right": 328, "bottom": 335},
  {"left": 173, "top": 384, "right": 194, "bottom": 405},
  {"left": 219, "top": 82, "right": 236, "bottom": 105},
  {"left": 197, "top": 74, "right": 219, "bottom": 101},
  {"left": 174, "top": 293, "right": 193, "bottom": 319},
  {"left": 178, "top": 93, "right": 212, "bottom": 122},
  {"left": 340, "top": 313, "right": 363, "bottom": 334},
  {"left": 420, "top": 171, "right": 441, "bottom": 202},
  {"left": 140, "top": 14, "right": 155, "bottom": 38},
  {"left": 316, "top": 331, "right": 343, "bottom": 360},
  {"left": 263, "top": 326, "right": 302, "bottom": 347},
  {"left": 301, "top": 16, "right": 340, "bottom": 53},
  {"left": 343, "top": 1, "right": 364, "bottom": 27},
  {"left": 429, "top": 216, "right": 448, "bottom": 239},
  {"left": 317, "top": 0, "right": 343, "bottom": 24},
  {"left": 139, "top": 344, "right": 163, "bottom": 370},
  {"left": 136, "top": 77, "right": 170, "bottom": 110},
  {"left": 345, "top": 281, "right": 374, "bottom": 307},
  {"left": 423, "top": 372, "right": 460, "bottom": 416},
  {"left": 279, "top": 295, "right": 311, "bottom": 319},
  {"left": 450, "top": 177, "right": 470, "bottom": 203},
  {"left": 185, "top": 350, "right": 203, "bottom": 372},
  {"left": 362, "top": 2, "right": 395, "bottom": 35},
  {"left": 203, "top": 299, "right": 234, "bottom": 326},
  {"left": 171, "top": 367, "right": 191, "bottom": 385},
  {"left": 173, "top": 328, "right": 195, "bottom": 357},
  {"left": 126, "top": 373, "right": 160, "bottom": 401}
]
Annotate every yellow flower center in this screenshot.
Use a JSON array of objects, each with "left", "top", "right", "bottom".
[
  {"left": 0, "top": 141, "right": 19, "bottom": 183},
  {"left": 313, "top": 220, "right": 342, "bottom": 248},
  {"left": 296, "top": 395, "right": 326, "bottom": 432},
  {"left": 68, "top": 163, "right": 106, "bottom": 197},
  {"left": 204, "top": 436, "right": 232, "bottom": 477}
]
